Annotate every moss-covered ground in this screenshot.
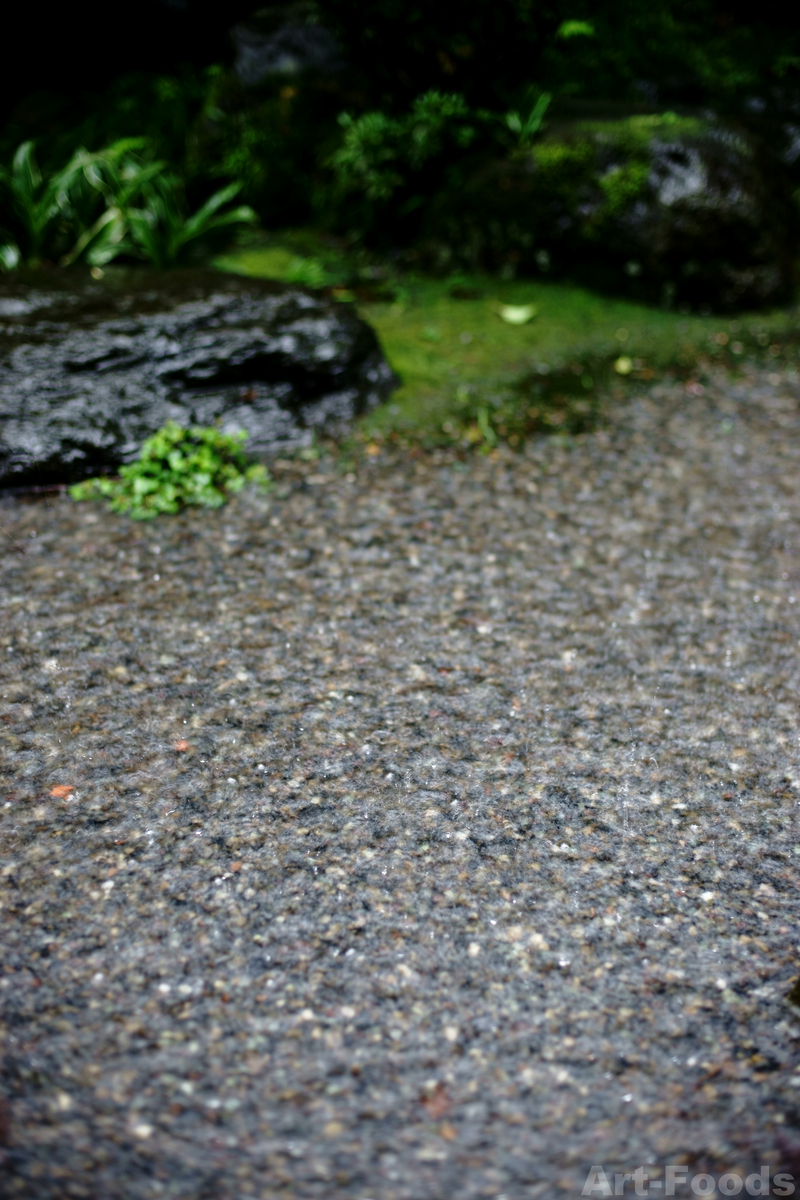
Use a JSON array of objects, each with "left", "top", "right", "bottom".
[{"left": 216, "top": 232, "right": 800, "bottom": 450}]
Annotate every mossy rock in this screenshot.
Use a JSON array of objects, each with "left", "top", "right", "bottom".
[{"left": 420, "top": 113, "right": 796, "bottom": 311}]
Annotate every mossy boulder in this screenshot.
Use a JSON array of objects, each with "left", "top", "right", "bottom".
[{"left": 421, "top": 114, "right": 796, "bottom": 311}]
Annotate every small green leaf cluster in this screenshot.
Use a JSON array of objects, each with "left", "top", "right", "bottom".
[{"left": 69, "top": 422, "right": 270, "bottom": 520}]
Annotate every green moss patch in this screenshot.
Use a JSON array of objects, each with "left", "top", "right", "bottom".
[{"left": 217, "top": 236, "right": 800, "bottom": 451}]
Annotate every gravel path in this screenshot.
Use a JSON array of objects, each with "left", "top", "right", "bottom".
[{"left": 2, "top": 365, "right": 800, "bottom": 1199}]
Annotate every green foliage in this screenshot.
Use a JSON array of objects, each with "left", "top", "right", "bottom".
[
  {"left": 4, "top": 3, "right": 800, "bottom": 266},
  {"left": 505, "top": 92, "right": 552, "bottom": 149},
  {"left": 325, "top": 88, "right": 567, "bottom": 243},
  {"left": 186, "top": 71, "right": 344, "bottom": 230},
  {"left": 555, "top": 21, "right": 595, "bottom": 39},
  {"left": 59, "top": 140, "right": 167, "bottom": 267},
  {"left": 327, "top": 93, "right": 721, "bottom": 264},
  {"left": 597, "top": 161, "right": 651, "bottom": 216},
  {"left": 0, "top": 138, "right": 255, "bottom": 271},
  {"left": 0, "top": 139, "right": 159, "bottom": 268},
  {"left": 69, "top": 422, "right": 270, "bottom": 520},
  {"left": 0, "top": 69, "right": 214, "bottom": 185},
  {"left": 319, "top": 0, "right": 800, "bottom": 123},
  {"left": 0, "top": 141, "right": 94, "bottom": 268},
  {"left": 0, "top": 141, "right": 59, "bottom": 265},
  {"left": 331, "top": 111, "right": 405, "bottom": 203},
  {"left": 330, "top": 91, "right": 478, "bottom": 204},
  {"left": 284, "top": 255, "right": 338, "bottom": 287},
  {"left": 127, "top": 179, "right": 256, "bottom": 269}
]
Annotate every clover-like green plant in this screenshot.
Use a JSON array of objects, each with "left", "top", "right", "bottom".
[{"left": 69, "top": 422, "right": 270, "bottom": 520}]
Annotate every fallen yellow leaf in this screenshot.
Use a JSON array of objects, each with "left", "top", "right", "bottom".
[{"left": 495, "top": 303, "right": 537, "bottom": 325}]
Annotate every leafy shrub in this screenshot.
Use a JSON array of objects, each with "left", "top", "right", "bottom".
[
  {"left": 59, "top": 140, "right": 168, "bottom": 267},
  {"left": 326, "top": 90, "right": 489, "bottom": 236},
  {"left": 331, "top": 91, "right": 478, "bottom": 199},
  {"left": 0, "top": 139, "right": 255, "bottom": 271},
  {"left": 325, "top": 87, "right": 559, "bottom": 245},
  {"left": 188, "top": 70, "right": 341, "bottom": 230},
  {"left": 0, "top": 141, "right": 94, "bottom": 268},
  {"left": 322, "top": 96, "right": 792, "bottom": 310},
  {"left": 69, "top": 422, "right": 270, "bottom": 519},
  {"left": 0, "top": 139, "right": 159, "bottom": 268},
  {"left": 127, "top": 178, "right": 256, "bottom": 268}
]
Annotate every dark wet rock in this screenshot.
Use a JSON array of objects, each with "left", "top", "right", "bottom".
[
  {"left": 423, "top": 114, "right": 797, "bottom": 310},
  {"left": 0, "top": 268, "right": 396, "bottom": 487},
  {"left": 615, "top": 126, "right": 795, "bottom": 309},
  {"left": 232, "top": 4, "right": 344, "bottom": 86}
]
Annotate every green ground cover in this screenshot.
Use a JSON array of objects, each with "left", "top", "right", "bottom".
[
  {"left": 70, "top": 421, "right": 270, "bottom": 519},
  {"left": 219, "top": 234, "right": 800, "bottom": 450}
]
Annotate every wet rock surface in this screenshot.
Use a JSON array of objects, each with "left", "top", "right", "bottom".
[
  {"left": 0, "top": 269, "right": 396, "bottom": 487},
  {"left": 1, "top": 364, "right": 800, "bottom": 1198}
]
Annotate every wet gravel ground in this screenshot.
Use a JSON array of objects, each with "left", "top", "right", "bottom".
[{"left": 2, "top": 364, "right": 800, "bottom": 1199}]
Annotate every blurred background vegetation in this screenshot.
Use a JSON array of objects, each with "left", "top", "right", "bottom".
[
  {"left": 2, "top": 0, "right": 799, "bottom": 448},
  {"left": 3, "top": 0, "right": 798, "bottom": 245}
]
